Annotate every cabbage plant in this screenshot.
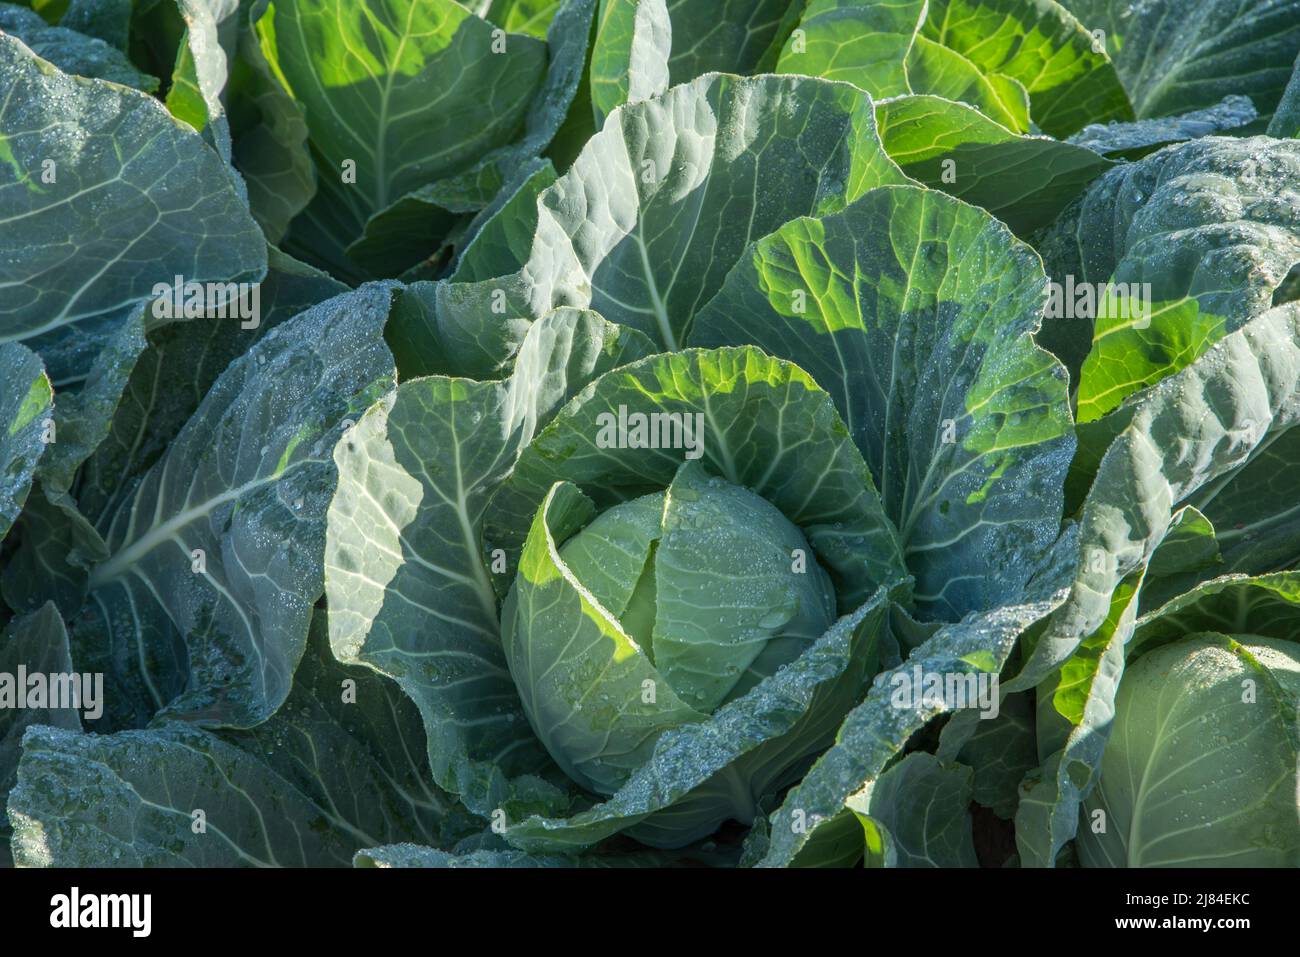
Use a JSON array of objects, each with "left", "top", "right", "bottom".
[
  {"left": 1078, "top": 634, "right": 1300, "bottom": 867},
  {"left": 2, "top": 0, "right": 1300, "bottom": 870}
]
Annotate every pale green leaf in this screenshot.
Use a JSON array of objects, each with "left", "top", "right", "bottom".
[{"left": 693, "top": 186, "right": 1074, "bottom": 620}]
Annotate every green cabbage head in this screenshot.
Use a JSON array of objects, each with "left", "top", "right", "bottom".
[
  {"left": 502, "top": 461, "right": 837, "bottom": 796},
  {"left": 1078, "top": 635, "right": 1300, "bottom": 868}
]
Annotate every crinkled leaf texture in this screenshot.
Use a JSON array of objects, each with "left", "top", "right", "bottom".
[
  {"left": 1038, "top": 136, "right": 1300, "bottom": 417},
  {"left": 0, "top": 33, "right": 265, "bottom": 378},
  {"left": 72, "top": 285, "right": 396, "bottom": 731},
  {"left": 1068, "top": 95, "right": 1259, "bottom": 159},
  {"left": 0, "top": 604, "right": 82, "bottom": 864},
  {"left": 6, "top": 616, "right": 455, "bottom": 867},
  {"left": 0, "top": 343, "right": 52, "bottom": 543},
  {"left": 1010, "top": 303, "right": 1300, "bottom": 866}
]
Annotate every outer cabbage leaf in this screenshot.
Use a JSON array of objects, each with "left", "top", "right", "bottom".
[
  {"left": 252, "top": 0, "right": 547, "bottom": 278},
  {"left": 758, "top": 585, "right": 1067, "bottom": 866},
  {"left": 0, "top": 604, "right": 82, "bottom": 862},
  {"left": 478, "top": 0, "right": 564, "bottom": 38},
  {"left": 164, "top": 0, "right": 241, "bottom": 164},
  {"left": 0, "top": 484, "right": 107, "bottom": 620},
  {"left": 693, "top": 186, "right": 1075, "bottom": 620},
  {"left": 775, "top": 0, "right": 1029, "bottom": 133},
  {"left": 353, "top": 841, "right": 727, "bottom": 867},
  {"left": 0, "top": 2, "right": 156, "bottom": 90},
  {"left": 437, "top": 72, "right": 910, "bottom": 357},
  {"left": 60, "top": 0, "right": 132, "bottom": 49},
  {"left": 0, "top": 34, "right": 265, "bottom": 374},
  {"left": 356, "top": 846, "right": 577, "bottom": 867},
  {"left": 1015, "top": 569, "right": 1139, "bottom": 865},
  {"left": 588, "top": 0, "right": 671, "bottom": 126},
  {"left": 954, "top": 690, "right": 1037, "bottom": 819},
  {"left": 775, "top": 0, "right": 1132, "bottom": 137},
  {"left": 661, "top": 0, "right": 793, "bottom": 81},
  {"left": 916, "top": 0, "right": 1131, "bottom": 137},
  {"left": 0, "top": 343, "right": 52, "bottom": 543},
  {"left": 1131, "top": 504, "right": 1223, "bottom": 613},
  {"left": 1069, "top": 94, "right": 1259, "bottom": 159},
  {"left": 75, "top": 285, "right": 396, "bottom": 730},
  {"left": 76, "top": 249, "right": 347, "bottom": 524},
  {"left": 230, "top": 0, "right": 317, "bottom": 243},
  {"left": 1076, "top": 633, "right": 1300, "bottom": 867},
  {"left": 1059, "top": 0, "right": 1300, "bottom": 123},
  {"left": 345, "top": 0, "right": 598, "bottom": 277},
  {"left": 23, "top": 307, "right": 146, "bottom": 496},
  {"left": 876, "top": 94, "right": 1114, "bottom": 236},
  {"left": 1, "top": 251, "right": 345, "bottom": 623},
  {"left": 1272, "top": 53, "right": 1300, "bottom": 138},
  {"left": 1037, "top": 136, "right": 1300, "bottom": 418},
  {"left": 325, "top": 310, "right": 656, "bottom": 823},
  {"left": 1008, "top": 303, "right": 1300, "bottom": 865},
  {"left": 1130, "top": 571, "right": 1300, "bottom": 660},
  {"left": 447, "top": 158, "right": 557, "bottom": 285},
  {"left": 589, "top": 0, "right": 798, "bottom": 125},
  {"left": 851, "top": 752, "right": 978, "bottom": 867},
  {"left": 6, "top": 616, "right": 457, "bottom": 867}
]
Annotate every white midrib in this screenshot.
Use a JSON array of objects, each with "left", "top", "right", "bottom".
[
  {"left": 635, "top": 230, "right": 678, "bottom": 351},
  {"left": 449, "top": 437, "right": 500, "bottom": 628},
  {"left": 373, "top": 4, "right": 419, "bottom": 210},
  {"left": 88, "top": 474, "right": 276, "bottom": 588}
]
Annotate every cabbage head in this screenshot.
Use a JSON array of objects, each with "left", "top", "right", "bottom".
[
  {"left": 503, "top": 461, "right": 837, "bottom": 797},
  {"left": 1077, "top": 635, "right": 1300, "bottom": 868}
]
